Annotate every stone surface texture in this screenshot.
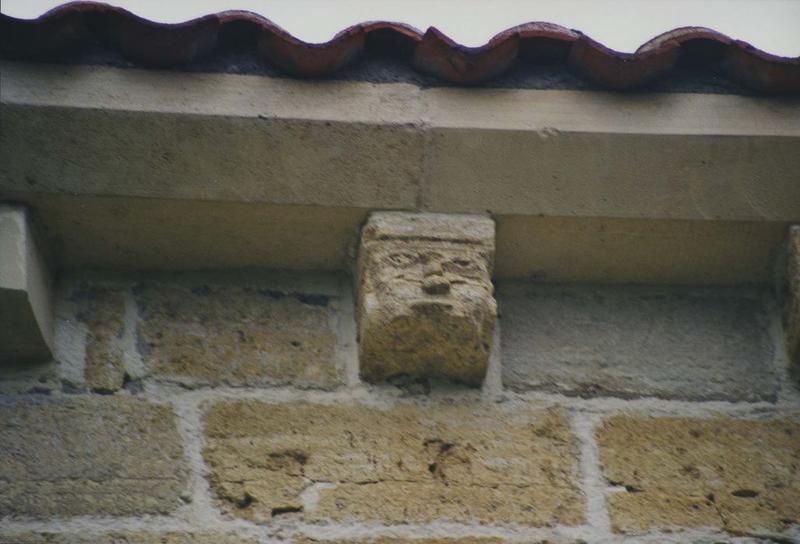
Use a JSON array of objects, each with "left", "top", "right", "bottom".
[
  {"left": 135, "top": 278, "right": 342, "bottom": 389},
  {"left": 500, "top": 283, "right": 776, "bottom": 401},
  {"left": 73, "top": 285, "right": 127, "bottom": 393},
  {"left": 597, "top": 416, "right": 800, "bottom": 535},
  {"left": 0, "top": 396, "right": 188, "bottom": 518},
  {"left": 494, "top": 215, "right": 788, "bottom": 285},
  {"left": 203, "top": 400, "right": 584, "bottom": 526},
  {"left": 1, "top": 267, "right": 799, "bottom": 541},
  {"left": 0, "top": 533, "right": 256, "bottom": 544},
  {"left": 295, "top": 539, "right": 515, "bottom": 544},
  {"left": 785, "top": 227, "right": 800, "bottom": 366},
  {"left": 357, "top": 212, "right": 497, "bottom": 385}
]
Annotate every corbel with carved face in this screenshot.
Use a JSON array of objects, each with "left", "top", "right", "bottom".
[{"left": 357, "top": 212, "right": 497, "bottom": 386}]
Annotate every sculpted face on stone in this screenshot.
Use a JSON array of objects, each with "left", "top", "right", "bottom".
[{"left": 357, "top": 212, "right": 497, "bottom": 386}]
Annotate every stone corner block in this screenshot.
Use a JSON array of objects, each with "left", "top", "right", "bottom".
[
  {"left": 356, "top": 212, "right": 497, "bottom": 386},
  {"left": 784, "top": 226, "right": 800, "bottom": 366},
  {"left": 0, "top": 204, "right": 54, "bottom": 364}
]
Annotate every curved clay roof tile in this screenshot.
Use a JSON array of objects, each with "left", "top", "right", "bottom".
[{"left": 1, "top": 2, "right": 798, "bottom": 92}]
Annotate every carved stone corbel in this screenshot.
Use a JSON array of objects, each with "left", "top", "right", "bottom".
[{"left": 356, "top": 212, "right": 496, "bottom": 386}]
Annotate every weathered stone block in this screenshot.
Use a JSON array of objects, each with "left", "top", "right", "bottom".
[
  {"left": 0, "top": 533, "right": 256, "bottom": 544},
  {"left": 294, "top": 539, "right": 513, "bottom": 544},
  {"left": 597, "top": 416, "right": 800, "bottom": 535},
  {"left": 0, "top": 204, "right": 54, "bottom": 364},
  {"left": 784, "top": 226, "right": 800, "bottom": 366},
  {"left": 500, "top": 283, "right": 776, "bottom": 401},
  {"left": 357, "top": 212, "right": 496, "bottom": 386},
  {"left": 294, "top": 539, "right": 580, "bottom": 544},
  {"left": 0, "top": 396, "right": 188, "bottom": 518},
  {"left": 71, "top": 285, "right": 127, "bottom": 393},
  {"left": 203, "top": 400, "right": 583, "bottom": 525},
  {"left": 135, "top": 277, "right": 342, "bottom": 389}
]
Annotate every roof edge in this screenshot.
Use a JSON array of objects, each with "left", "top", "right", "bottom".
[{"left": 1, "top": 1, "right": 799, "bottom": 93}]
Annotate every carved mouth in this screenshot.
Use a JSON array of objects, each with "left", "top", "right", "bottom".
[{"left": 409, "top": 300, "right": 455, "bottom": 313}]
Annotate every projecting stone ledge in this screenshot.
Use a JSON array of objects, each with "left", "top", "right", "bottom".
[
  {"left": 357, "top": 212, "right": 496, "bottom": 386},
  {"left": 0, "top": 204, "right": 54, "bottom": 365}
]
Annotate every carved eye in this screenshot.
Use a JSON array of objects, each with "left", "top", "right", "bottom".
[
  {"left": 388, "top": 252, "right": 416, "bottom": 267},
  {"left": 444, "top": 258, "right": 479, "bottom": 275}
]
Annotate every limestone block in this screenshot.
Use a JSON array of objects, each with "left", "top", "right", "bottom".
[
  {"left": 71, "top": 285, "right": 127, "bottom": 393},
  {"left": 784, "top": 226, "right": 800, "bottom": 365},
  {"left": 0, "top": 396, "right": 188, "bottom": 518},
  {"left": 500, "top": 283, "right": 776, "bottom": 401},
  {"left": 294, "top": 539, "right": 577, "bottom": 544},
  {"left": 203, "top": 400, "right": 584, "bottom": 525},
  {"left": 357, "top": 212, "right": 496, "bottom": 385},
  {"left": 0, "top": 533, "right": 257, "bottom": 544},
  {"left": 597, "top": 416, "right": 800, "bottom": 535},
  {"left": 135, "top": 276, "right": 343, "bottom": 389},
  {"left": 294, "top": 539, "right": 514, "bottom": 544},
  {"left": 0, "top": 204, "right": 53, "bottom": 364}
]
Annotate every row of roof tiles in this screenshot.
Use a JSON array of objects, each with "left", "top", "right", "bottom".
[{"left": 2, "top": 1, "right": 799, "bottom": 92}]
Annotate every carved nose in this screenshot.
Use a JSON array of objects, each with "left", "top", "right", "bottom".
[{"left": 422, "top": 262, "right": 450, "bottom": 295}]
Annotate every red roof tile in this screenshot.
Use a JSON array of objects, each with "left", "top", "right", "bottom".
[{"left": 2, "top": 1, "right": 799, "bottom": 93}]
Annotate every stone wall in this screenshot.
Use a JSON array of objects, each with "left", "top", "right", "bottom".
[{"left": 1, "top": 270, "right": 798, "bottom": 544}]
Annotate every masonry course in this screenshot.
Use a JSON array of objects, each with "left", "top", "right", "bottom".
[
  {"left": 0, "top": 396, "right": 189, "bottom": 518},
  {"left": 500, "top": 283, "right": 777, "bottom": 402},
  {"left": 0, "top": 536, "right": 576, "bottom": 544},
  {"left": 597, "top": 415, "right": 800, "bottom": 535},
  {"left": 203, "top": 400, "right": 584, "bottom": 526},
  {"left": 0, "top": 269, "right": 798, "bottom": 541}
]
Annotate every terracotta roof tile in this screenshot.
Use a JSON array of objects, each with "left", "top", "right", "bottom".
[{"left": 2, "top": 1, "right": 798, "bottom": 93}]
